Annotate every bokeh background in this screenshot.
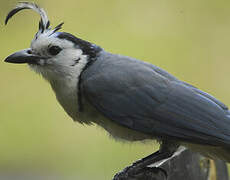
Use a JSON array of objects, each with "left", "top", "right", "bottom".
[{"left": 1, "top": 0, "right": 230, "bottom": 179}]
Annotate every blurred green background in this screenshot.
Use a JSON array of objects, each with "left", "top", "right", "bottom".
[{"left": 1, "top": 0, "right": 230, "bottom": 179}]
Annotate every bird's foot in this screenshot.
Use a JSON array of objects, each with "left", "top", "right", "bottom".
[
  {"left": 113, "top": 142, "right": 177, "bottom": 180},
  {"left": 113, "top": 166, "right": 167, "bottom": 180},
  {"left": 112, "top": 151, "right": 168, "bottom": 180}
]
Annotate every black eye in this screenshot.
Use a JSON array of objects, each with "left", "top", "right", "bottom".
[{"left": 48, "top": 46, "right": 62, "bottom": 55}]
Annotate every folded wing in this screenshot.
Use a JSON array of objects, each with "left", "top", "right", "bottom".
[{"left": 81, "top": 53, "right": 230, "bottom": 147}]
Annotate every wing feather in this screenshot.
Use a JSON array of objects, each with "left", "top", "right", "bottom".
[{"left": 81, "top": 53, "right": 230, "bottom": 147}]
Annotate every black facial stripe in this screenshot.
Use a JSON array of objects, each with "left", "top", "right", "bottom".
[
  {"left": 57, "top": 32, "right": 102, "bottom": 58},
  {"left": 71, "top": 57, "right": 81, "bottom": 66},
  {"left": 78, "top": 58, "right": 97, "bottom": 112}
]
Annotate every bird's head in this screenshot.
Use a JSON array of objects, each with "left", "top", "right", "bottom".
[{"left": 4, "top": 2, "right": 101, "bottom": 82}]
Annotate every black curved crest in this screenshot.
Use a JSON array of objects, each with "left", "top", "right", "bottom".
[{"left": 5, "top": 2, "right": 64, "bottom": 34}]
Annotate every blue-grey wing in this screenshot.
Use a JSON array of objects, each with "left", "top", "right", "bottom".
[{"left": 81, "top": 53, "right": 230, "bottom": 147}]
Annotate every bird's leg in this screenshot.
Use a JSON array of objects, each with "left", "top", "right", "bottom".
[{"left": 113, "top": 141, "right": 179, "bottom": 180}]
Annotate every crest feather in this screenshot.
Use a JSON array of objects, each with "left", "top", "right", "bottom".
[
  {"left": 5, "top": 2, "right": 64, "bottom": 36},
  {"left": 5, "top": 2, "right": 49, "bottom": 32}
]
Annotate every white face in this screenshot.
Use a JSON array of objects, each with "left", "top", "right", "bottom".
[{"left": 29, "top": 32, "right": 88, "bottom": 83}]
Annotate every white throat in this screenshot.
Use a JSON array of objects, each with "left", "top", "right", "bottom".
[{"left": 30, "top": 53, "right": 88, "bottom": 120}]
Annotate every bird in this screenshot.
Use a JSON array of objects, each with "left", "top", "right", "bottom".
[{"left": 4, "top": 2, "right": 230, "bottom": 178}]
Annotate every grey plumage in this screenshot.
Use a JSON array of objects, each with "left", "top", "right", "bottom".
[{"left": 81, "top": 51, "right": 230, "bottom": 148}]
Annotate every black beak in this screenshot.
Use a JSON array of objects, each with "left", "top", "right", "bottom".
[{"left": 4, "top": 49, "right": 45, "bottom": 64}]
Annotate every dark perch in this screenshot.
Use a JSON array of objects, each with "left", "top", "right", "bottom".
[{"left": 113, "top": 148, "right": 229, "bottom": 180}]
